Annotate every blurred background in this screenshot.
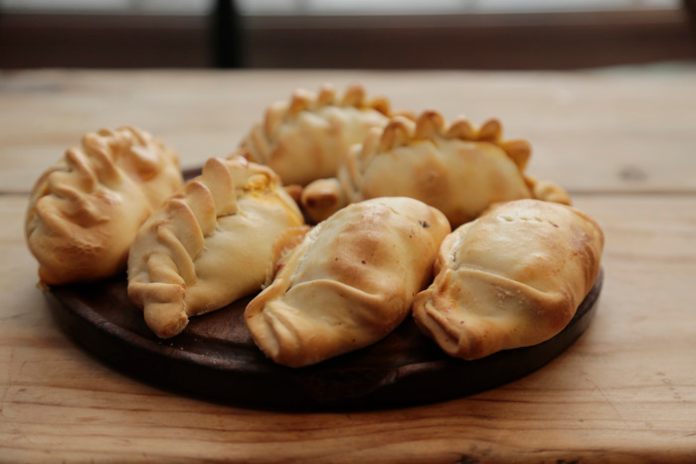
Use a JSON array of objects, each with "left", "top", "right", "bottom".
[{"left": 1, "top": 0, "right": 696, "bottom": 70}]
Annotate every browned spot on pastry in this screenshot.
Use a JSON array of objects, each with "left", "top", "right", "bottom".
[
  {"left": 283, "top": 184, "right": 303, "bottom": 203},
  {"left": 328, "top": 227, "right": 386, "bottom": 291},
  {"left": 413, "top": 158, "right": 449, "bottom": 204},
  {"left": 304, "top": 191, "right": 336, "bottom": 208}
]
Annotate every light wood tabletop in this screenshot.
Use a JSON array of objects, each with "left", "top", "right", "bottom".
[{"left": 1, "top": 69, "right": 695, "bottom": 463}]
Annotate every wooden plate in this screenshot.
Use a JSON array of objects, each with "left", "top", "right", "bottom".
[{"left": 45, "top": 270, "right": 602, "bottom": 410}]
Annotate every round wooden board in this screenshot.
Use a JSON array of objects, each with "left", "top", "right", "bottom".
[{"left": 45, "top": 270, "right": 603, "bottom": 410}]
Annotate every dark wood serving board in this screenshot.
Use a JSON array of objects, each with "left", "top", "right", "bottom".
[{"left": 45, "top": 270, "right": 603, "bottom": 410}]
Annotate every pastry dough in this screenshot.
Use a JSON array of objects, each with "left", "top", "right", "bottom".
[
  {"left": 413, "top": 199, "right": 604, "bottom": 360},
  {"left": 245, "top": 197, "right": 451, "bottom": 367},
  {"left": 128, "top": 156, "right": 304, "bottom": 339},
  {"left": 239, "top": 84, "right": 391, "bottom": 186},
  {"left": 301, "top": 111, "right": 571, "bottom": 226},
  {"left": 25, "top": 126, "right": 182, "bottom": 285}
]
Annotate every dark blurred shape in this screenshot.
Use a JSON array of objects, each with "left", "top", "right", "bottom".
[
  {"left": 685, "top": 0, "right": 696, "bottom": 16},
  {"left": 211, "top": 0, "right": 244, "bottom": 68},
  {"left": 244, "top": 10, "right": 696, "bottom": 70},
  {"left": 685, "top": 0, "right": 696, "bottom": 28},
  {"left": 0, "top": 3, "right": 695, "bottom": 70},
  {"left": 0, "top": 11, "right": 213, "bottom": 68}
]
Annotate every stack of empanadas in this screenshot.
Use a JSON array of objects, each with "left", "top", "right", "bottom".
[
  {"left": 26, "top": 85, "right": 605, "bottom": 371},
  {"left": 301, "top": 111, "right": 570, "bottom": 225},
  {"left": 128, "top": 156, "right": 304, "bottom": 338},
  {"left": 25, "top": 126, "right": 182, "bottom": 285}
]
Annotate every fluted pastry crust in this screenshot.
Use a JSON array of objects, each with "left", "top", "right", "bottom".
[
  {"left": 301, "top": 111, "right": 571, "bottom": 225},
  {"left": 412, "top": 199, "right": 604, "bottom": 360},
  {"left": 128, "top": 156, "right": 304, "bottom": 339},
  {"left": 239, "top": 84, "right": 391, "bottom": 186},
  {"left": 245, "top": 197, "right": 450, "bottom": 367},
  {"left": 25, "top": 126, "right": 182, "bottom": 285}
]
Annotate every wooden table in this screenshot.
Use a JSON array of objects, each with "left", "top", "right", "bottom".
[{"left": 1, "top": 69, "right": 695, "bottom": 463}]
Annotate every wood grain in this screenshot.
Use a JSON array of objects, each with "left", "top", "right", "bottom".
[
  {"left": 1, "top": 70, "right": 696, "bottom": 194},
  {"left": 3, "top": 193, "right": 696, "bottom": 462},
  {"left": 1, "top": 70, "right": 696, "bottom": 463}
]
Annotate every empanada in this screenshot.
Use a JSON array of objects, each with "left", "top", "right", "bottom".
[
  {"left": 301, "top": 111, "right": 571, "bottom": 226},
  {"left": 25, "top": 126, "right": 182, "bottom": 285},
  {"left": 239, "top": 84, "right": 391, "bottom": 186},
  {"left": 128, "top": 156, "right": 304, "bottom": 339},
  {"left": 245, "top": 197, "right": 451, "bottom": 367},
  {"left": 413, "top": 199, "right": 604, "bottom": 360}
]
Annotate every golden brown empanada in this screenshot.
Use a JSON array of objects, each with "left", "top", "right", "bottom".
[
  {"left": 25, "top": 126, "right": 182, "bottom": 285},
  {"left": 413, "top": 199, "right": 604, "bottom": 360},
  {"left": 239, "top": 84, "right": 391, "bottom": 186},
  {"left": 245, "top": 197, "right": 451, "bottom": 367},
  {"left": 301, "top": 111, "right": 570, "bottom": 226},
  {"left": 128, "top": 156, "right": 304, "bottom": 339}
]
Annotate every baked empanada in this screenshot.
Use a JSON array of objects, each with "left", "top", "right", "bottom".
[
  {"left": 245, "top": 197, "right": 451, "bottom": 367},
  {"left": 301, "top": 111, "right": 571, "bottom": 226},
  {"left": 413, "top": 199, "right": 604, "bottom": 360},
  {"left": 25, "top": 126, "right": 182, "bottom": 285},
  {"left": 239, "top": 84, "right": 391, "bottom": 186},
  {"left": 128, "top": 156, "right": 304, "bottom": 339}
]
